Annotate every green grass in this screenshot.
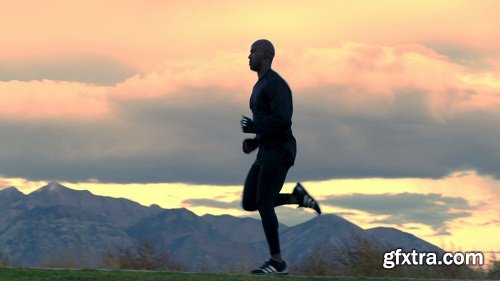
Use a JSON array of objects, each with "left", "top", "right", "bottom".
[{"left": 0, "top": 267, "right": 428, "bottom": 281}]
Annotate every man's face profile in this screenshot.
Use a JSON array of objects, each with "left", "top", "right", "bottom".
[{"left": 248, "top": 43, "right": 266, "bottom": 71}]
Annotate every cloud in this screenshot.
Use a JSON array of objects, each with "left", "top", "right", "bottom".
[
  {"left": 422, "top": 41, "right": 500, "bottom": 70},
  {"left": 0, "top": 80, "right": 111, "bottom": 119},
  {"left": 282, "top": 43, "right": 500, "bottom": 181},
  {"left": 291, "top": 93, "right": 500, "bottom": 181},
  {"left": 0, "top": 55, "right": 136, "bottom": 85},
  {"left": 0, "top": 179, "right": 12, "bottom": 188},
  {"left": 0, "top": 43, "right": 499, "bottom": 184},
  {"left": 0, "top": 87, "right": 250, "bottom": 184},
  {"left": 321, "top": 192, "right": 474, "bottom": 234}
]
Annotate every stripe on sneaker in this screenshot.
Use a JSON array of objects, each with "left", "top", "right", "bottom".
[
  {"left": 262, "top": 265, "right": 276, "bottom": 273},
  {"left": 303, "top": 195, "right": 315, "bottom": 207}
]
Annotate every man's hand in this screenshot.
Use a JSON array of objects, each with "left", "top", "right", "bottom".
[
  {"left": 242, "top": 138, "right": 259, "bottom": 154},
  {"left": 241, "top": 115, "right": 257, "bottom": 134}
]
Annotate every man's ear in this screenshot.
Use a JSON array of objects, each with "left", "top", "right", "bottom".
[{"left": 263, "top": 50, "right": 275, "bottom": 62}]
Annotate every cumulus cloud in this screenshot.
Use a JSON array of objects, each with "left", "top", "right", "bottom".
[
  {"left": 0, "top": 43, "right": 499, "bottom": 184},
  {"left": 284, "top": 43, "right": 500, "bottom": 181},
  {"left": 0, "top": 87, "right": 249, "bottom": 184},
  {"left": 321, "top": 192, "right": 474, "bottom": 235}
]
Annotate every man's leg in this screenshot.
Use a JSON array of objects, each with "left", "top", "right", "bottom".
[
  {"left": 274, "top": 184, "right": 322, "bottom": 214},
  {"left": 275, "top": 193, "right": 298, "bottom": 206},
  {"left": 255, "top": 161, "right": 290, "bottom": 259}
]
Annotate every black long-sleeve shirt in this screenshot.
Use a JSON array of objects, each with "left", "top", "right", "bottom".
[{"left": 249, "top": 69, "right": 297, "bottom": 165}]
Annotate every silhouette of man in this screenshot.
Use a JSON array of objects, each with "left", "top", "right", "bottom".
[{"left": 241, "top": 39, "right": 321, "bottom": 275}]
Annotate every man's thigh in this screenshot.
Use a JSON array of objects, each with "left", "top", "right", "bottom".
[{"left": 256, "top": 161, "right": 291, "bottom": 207}]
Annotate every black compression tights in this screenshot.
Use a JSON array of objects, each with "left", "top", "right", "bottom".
[{"left": 242, "top": 161, "right": 294, "bottom": 256}]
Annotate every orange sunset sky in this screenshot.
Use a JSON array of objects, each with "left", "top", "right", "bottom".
[{"left": 0, "top": 1, "right": 499, "bottom": 257}]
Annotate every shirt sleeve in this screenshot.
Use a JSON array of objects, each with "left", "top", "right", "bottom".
[{"left": 253, "top": 79, "right": 292, "bottom": 134}]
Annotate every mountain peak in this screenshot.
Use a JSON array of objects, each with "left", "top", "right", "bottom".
[
  {"left": 366, "top": 227, "right": 444, "bottom": 253},
  {"left": 0, "top": 186, "right": 24, "bottom": 199},
  {"left": 28, "top": 181, "right": 81, "bottom": 203},
  {"left": 0, "top": 186, "right": 22, "bottom": 194},
  {"left": 47, "top": 181, "right": 64, "bottom": 190},
  {"left": 0, "top": 186, "right": 25, "bottom": 207},
  {"left": 283, "top": 214, "right": 368, "bottom": 242},
  {"left": 367, "top": 226, "right": 417, "bottom": 238},
  {"left": 36, "top": 181, "right": 70, "bottom": 193},
  {"left": 307, "top": 213, "right": 359, "bottom": 227}
]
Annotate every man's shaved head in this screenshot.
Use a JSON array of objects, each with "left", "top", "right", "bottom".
[
  {"left": 252, "top": 39, "right": 275, "bottom": 61},
  {"left": 248, "top": 39, "right": 276, "bottom": 73}
]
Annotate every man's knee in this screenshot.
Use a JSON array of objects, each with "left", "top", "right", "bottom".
[
  {"left": 256, "top": 198, "right": 274, "bottom": 212},
  {"left": 242, "top": 200, "right": 257, "bottom": 211}
]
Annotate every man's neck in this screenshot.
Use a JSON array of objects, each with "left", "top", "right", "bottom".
[{"left": 257, "top": 65, "right": 272, "bottom": 80}]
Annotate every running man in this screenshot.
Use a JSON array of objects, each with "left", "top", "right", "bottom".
[{"left": 241, "top": 39, "right": 321, "bottom": 275}]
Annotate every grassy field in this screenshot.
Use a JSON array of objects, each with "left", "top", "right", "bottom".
[{"left": 0, "top": 267, "right": 432, "bottom": 281}]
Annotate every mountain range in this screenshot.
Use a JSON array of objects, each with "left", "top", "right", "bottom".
[{"left": 0, "top": 182, "right": 445, "bottom": 272}]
